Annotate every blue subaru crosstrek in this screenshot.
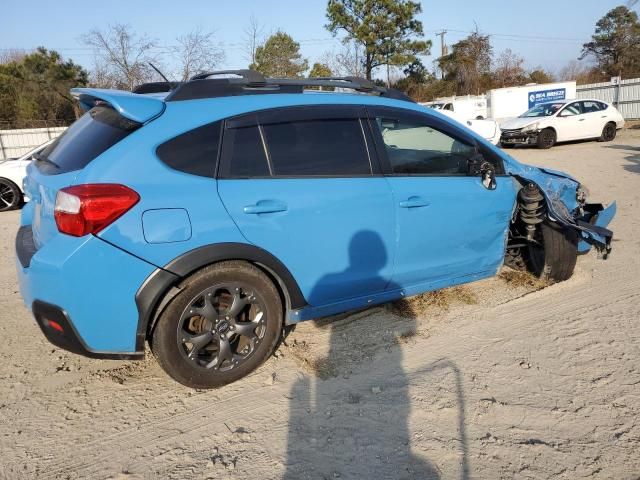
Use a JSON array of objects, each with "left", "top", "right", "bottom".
[{"left": 15, "top": 71, "right": 616, "bottom": 388}]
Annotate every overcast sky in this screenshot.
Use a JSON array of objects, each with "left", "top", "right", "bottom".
[{"left": 1, "top": 0, "right": 634, "bottom": 77}]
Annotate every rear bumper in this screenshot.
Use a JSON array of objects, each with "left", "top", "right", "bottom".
[
  {"left": 16, "top": 225, "right": 156, "bottom": 357},
  {"left": 32, "top": 300, "right": 142, "bottom": 360}
]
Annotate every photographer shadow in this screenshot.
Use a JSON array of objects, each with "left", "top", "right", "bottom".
[{"left": 284, "top": 230, "right": 442, "bottom": 479}]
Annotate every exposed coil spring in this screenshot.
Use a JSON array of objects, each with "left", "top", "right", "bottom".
[{"left": 518, "top": 183, "right": 546, "bottom": 240}]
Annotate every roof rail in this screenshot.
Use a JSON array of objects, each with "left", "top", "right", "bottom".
[
  {"left": 190, "top": 69, "right": 267, "bottom": 86},
  {"left": 161, "top": 69, "right": 414, "bottom": 103}
]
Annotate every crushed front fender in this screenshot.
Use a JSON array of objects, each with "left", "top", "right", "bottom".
[{"left": 503, "top": 161, "right": 615, "bottom": 257}]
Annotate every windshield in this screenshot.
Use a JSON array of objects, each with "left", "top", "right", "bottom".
[
  {"left": 519, "top": 103, "right": 565, "bottom": 118},
  {"left": 429, "top": 103, "right": 445, "bottom": 109}
]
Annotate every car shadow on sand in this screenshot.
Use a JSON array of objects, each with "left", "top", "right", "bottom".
[
  {"left": 284, "top": 231, "right": 469, "bottom": 479},
  {"left": 605, "top": 144, "right": 640, "bottom": 174}
]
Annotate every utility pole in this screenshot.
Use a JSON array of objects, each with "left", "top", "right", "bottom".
[{"left": 436, "top": 30, "right": 448, "bottom": 79}]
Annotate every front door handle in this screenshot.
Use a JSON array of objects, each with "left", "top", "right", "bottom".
[
  {"left": 578, "top": 118, "right": 586, "bottom": 121},
  {"left": 399, "top": 196, "right": 430, "bottom": 208},
  {"left": 243, "top": 201, "right": 288, "bottom": 214}
]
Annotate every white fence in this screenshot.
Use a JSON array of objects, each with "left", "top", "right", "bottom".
[
  {"left": 0, "top": 127, "right": 67, "bottom": 161},
  {"left": 576, "top": 77, "right": 640, "bottom": 120}
]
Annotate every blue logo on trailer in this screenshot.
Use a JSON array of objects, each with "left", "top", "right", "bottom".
[{"left": 528, "top": 88, "right": 566, "bottom": 108}]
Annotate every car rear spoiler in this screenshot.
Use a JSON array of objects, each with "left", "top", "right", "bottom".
[{"left": 70, "top": 88, "right": 166, "bottom": 124}]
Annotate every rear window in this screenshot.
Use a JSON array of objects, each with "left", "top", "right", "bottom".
[{"left": 38, "top": 106, "right": 139, "bottom": 175}]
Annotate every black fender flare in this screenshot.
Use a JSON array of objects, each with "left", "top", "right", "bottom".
[{"left": 134, "top": 243, "right": 307, "bottom": 352}]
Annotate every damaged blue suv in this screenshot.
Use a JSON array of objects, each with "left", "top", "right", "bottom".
[{"left": 16, "top": 71, "right": 616, "bottom": 388}]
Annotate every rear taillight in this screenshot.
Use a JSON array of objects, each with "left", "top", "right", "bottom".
[{"left": 54, "top": 184, "right": 140, "bottom": 237}]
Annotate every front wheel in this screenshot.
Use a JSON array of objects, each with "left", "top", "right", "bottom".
[
  {"left": 537, "top": 128, "right": 556, "bottom": 149},
  {"left": 599, "top": 122, "right": 617, "bottom": 142},
  {"left": 151, "top": 261, "right": 283, "bottom": 388},
  {"left": 526, "top": 222, "right": 578, "bottom": 282},
  {"left": 0, "top": 178, "right": 23, "bottom": 212}
]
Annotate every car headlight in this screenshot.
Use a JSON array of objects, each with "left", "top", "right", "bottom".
[{"left": 522, "top": 122, "right": 540, "bottom": 133}]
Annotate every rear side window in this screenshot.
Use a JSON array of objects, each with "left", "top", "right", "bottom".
[
  {"left": 220, "top": 126, "right": 270, "bottom": 177},
  {"left": 156, "top": 121, "right": 222, "bottom": 177},
  {"left": 39, "top": 106, "right": 139, "bottom": 175},
  {"left": 581, "top": 101, "right": 603, "bottom": 113},
  {"left": 262, "top": 119, "right": 371, "bottom": 176}
]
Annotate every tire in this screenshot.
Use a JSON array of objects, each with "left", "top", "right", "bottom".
[
  {"left": 0, "top": 178, "right": 23, "bottom": 212},
  {"left": 537, "top": 128, "right": 556, "bottom": 149},
  {"left": 526, "top": 221, "right": 578, "bottom": 282},
  {"left": 151, "top": 261, "right": 283, "bottom": 388},
  {"left": 598, "top": 122, "right": 617, "bottom": 142}
]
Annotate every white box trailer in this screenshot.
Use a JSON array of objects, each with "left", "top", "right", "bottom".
[
  {"left": 423, "top": 95, "right": 488, "bottom": 119},
  {"left": 487, "top": 82, "right": 577, "bottom": 121}
]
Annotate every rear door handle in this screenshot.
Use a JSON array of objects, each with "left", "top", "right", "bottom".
[
  {"left": 578, "top": 118, "right": 586, "bottom": 121},
  {"left": 399, "top": 196, "right": 430, "bottom": 208},
  {"left": 243, "top": 201, "right": 287, "bottom": 214}
]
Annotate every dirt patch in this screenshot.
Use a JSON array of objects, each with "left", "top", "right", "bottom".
[{"left": 389, "top": 285, "right": 478, "bottom": 317}]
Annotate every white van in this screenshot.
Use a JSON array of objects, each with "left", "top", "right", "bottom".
[{"left": 424, "top": 96, "right": 488, "bottom": 119}]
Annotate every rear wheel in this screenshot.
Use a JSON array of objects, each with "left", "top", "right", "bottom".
[
  {"left": 599, "top": 122, "right": 617, "bottom": 142},
  {"left": 151, "top": 261, "right": 283, "bottom": 388},
  {"left": 526, "top": 221, "right": 578, "bottom": 282},
  {"left": 0, "top": 178, "right": 22, "bottom": 212},
  {"left": 537, "top": 128, "right": 556, "bottom": 149}
]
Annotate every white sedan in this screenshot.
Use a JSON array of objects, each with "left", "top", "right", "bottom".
[
  {"left": 0, "top": 140, "right": 54, "bottom": 212},
  {"left": 500, "top": 99, "right": 625, "bottom": 149},
  {"left": 437, "top": 109, "right": 501, "bottom": 145}
]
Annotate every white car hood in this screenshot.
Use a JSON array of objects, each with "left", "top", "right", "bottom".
[
  {"left": 500, "top": 117, "right": 541, "bottom": 130},
  {"left": 439, "top": 110, "right": 498, "bottom": 143}
]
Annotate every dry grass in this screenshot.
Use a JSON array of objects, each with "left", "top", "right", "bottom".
[
  {"left": 389, "top": 285, "right": 478, "bottom": 318},
  {"left": 498, "top": 268, "right": 550, "bottom": 289}
]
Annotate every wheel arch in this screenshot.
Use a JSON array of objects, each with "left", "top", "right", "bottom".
[{"left": 134, "top": 243, "right": 307, "bottom": 352}]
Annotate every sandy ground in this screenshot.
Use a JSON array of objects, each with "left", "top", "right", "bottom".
[{"left": 0, "top": 130, "right": 639, "bottom": 480}]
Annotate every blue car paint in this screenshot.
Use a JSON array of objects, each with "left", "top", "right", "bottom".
[
  {"left": 142, "top": 209, "right": 192, "bottom": 244},
  {"left": 16, "top": 234, "right": 156, "bottom": 352},
  {"left": 71, "top": 88, "right": 166, "bottom": 124},
  {"left": 17, "top": 88, "right": 617, "bottom": 355},
  {"left": 218, "top": 178, "right": 396, "bottom": 306},
  {"left": 382, "top": 176, "right": 517, "bottom": 287}
]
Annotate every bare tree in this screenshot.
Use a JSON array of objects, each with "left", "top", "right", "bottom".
[
  {"left": 320, "top": 40, "right": 365, "bottom": 77},
  {"left": 0, "top": 49, "right": 27, "bottom": 64},
  {"left": 172, "top": 28, "right": 225, "bottom": 81},
  {"left": 82, "top": 24, "right": 158, "bottom": 90},
  {"left": 493, "top": 49, "right": 527, "bottom": 87},
  {"left": 243, "top": 14, "right": 265, "bottom": 66}
]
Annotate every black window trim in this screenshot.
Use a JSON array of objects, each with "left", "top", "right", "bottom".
[
  {"left": 218, "top": 105, "right": 379, "bottom": 180},
  {"left": 365, "top": 105, "right": 507, "bottom": 178}
]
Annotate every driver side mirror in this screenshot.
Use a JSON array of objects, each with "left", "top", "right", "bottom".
[
  {"left": 481, "top": 162, "right": 497, "bottom": 190},
  {"left": 467, "top": 154, "right": 497, "bottom": 190}
]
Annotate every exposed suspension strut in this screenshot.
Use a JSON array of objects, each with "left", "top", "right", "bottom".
[{"left": 518, "top": 183, "right": 546, "bottom": 241}]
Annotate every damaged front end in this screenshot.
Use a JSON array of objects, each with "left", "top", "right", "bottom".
[{"left": 505, "top": 162, "right": 616, "bottom": 259}]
